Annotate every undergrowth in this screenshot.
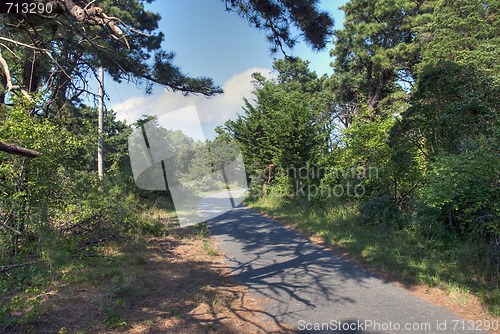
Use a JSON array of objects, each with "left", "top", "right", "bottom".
[{"left": 0, "top": 185, "right": 174, "bottom": 332}]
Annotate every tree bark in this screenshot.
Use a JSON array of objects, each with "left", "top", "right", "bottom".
[
  {"left": 51, "top": 0, "right": 123, "bottom": 36},
  {"left": 366, "top": 69, "right": 392, "bottom": 114},
  {"left": 0, "top": 141, "right": 41, "bottom": 158}
]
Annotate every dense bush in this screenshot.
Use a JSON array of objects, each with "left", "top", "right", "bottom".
[
  {"left": 360, "top": 194, "right": 403, "bottom": 229},
  {"left": 422, "top": 136, "right": 500, "bottom": 237}
]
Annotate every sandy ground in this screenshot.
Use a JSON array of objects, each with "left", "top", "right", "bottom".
[{"left": 18, "top": 226, "right": 293, "bottom": 333}]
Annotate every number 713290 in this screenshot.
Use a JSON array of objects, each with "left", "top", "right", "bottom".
[{"left": 6, "top": 2, "right": 53, "bottom": 15}]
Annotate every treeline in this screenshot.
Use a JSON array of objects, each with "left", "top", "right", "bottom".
[
  {"left": 0, "top": 0, "right": 334, "bottom": 297},
  {"left": 220, "top": 0, "right": 499, "bottom": 314},
  {"left": 0, "top": 97, "right": 163, "bottom": 253},
  {"left": 0, "top": 0, "right": 336, "bottom": 329}
]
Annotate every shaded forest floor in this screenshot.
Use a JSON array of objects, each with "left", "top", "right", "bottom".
[{"left": 3, "top": 221, "right": 292, "bottom": 333}]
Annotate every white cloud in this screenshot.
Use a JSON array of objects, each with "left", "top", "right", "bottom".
[
  {"left": 110, "top": 67, "right": 274, "bottom": 131},
  {"left": 111, "top": 96, "right": 148, "bottom": 124}
]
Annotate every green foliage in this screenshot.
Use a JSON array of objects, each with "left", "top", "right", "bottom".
[
  {"left": 416, "top": 0, "right": 499, "bottom": 78},
  {"left": 329, "top": 0, "right": 429, "bottom": 113},
  {"left": 196, "top": 222, "right": 210, "bottom": 238},
  {"left": 234, "top": 0, "right": 499, "bottom": 316},
  {"left": 422, "top": 136, "right": 500, "bottom": 235},
  {"left": 388, "top": 0, "right": 499, "bottom": 242},
  {"left": 340, "top": 112, "right": 395, "bottom": 167},
  {"left": 248, "top": 195, "right": 500, "bottom": 316},
  {"left": 323, "top": 111, "right": 422, "bottom": 203},
  {"left": 223, "top": 0, "right": 334, "bottom": 52},
  {"left": 103, "top": 307, "right": 127, "bottom": 329},
  {"left": 202, "top": 240, "right": 219, "bottom": 256},
  {"left": 61, "top": 104, "right": 132, "bottom": 172},
  {"left": 396, "top": 61, "right": 498, "bottom": 156},
  {"left": 360, "top": 194, "right": 403, "bottom": 229},
  {"left": 0, "top": 95, "right": 82, "bottom": 258},
  {"left": 392, "top": 24, "right": 499, "bottom": 236},
  {"left": 226, "top": 58, "right": 329, "bottom": 187},
  {"left": 0, "top": 0, "right": 333, "bottom": 329},
  {"left": 0, "top": 0, "right": 498, "bottom": 322},
  {"left": 0, "top": 287, "right": 46, "bottom": 330}
]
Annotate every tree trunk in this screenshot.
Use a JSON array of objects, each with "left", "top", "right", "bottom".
[{"left": 367, "top": 69, "right": 392, "bottom": 114}]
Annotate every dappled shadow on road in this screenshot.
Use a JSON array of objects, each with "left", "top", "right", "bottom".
[{"left": 206, "top": 205, "right": 384, "bottom": 327}]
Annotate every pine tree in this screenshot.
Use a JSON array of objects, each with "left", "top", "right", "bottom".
[
  {"left": 0, "top": 0, "right": 334, "bottom": 115},
  {"left": 329, "top": 0, "right": 431, "bottom": 115}
]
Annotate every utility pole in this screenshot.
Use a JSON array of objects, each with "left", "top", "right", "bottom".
[{"left": 98, "top": 66, "right": 104, "bottom": 179}]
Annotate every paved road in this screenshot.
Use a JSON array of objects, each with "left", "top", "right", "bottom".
[{"left": 199, "top": 193, "right": 487, "bottom": 333}]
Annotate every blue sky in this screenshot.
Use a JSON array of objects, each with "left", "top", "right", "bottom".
[{"left": 104, "top": 0, "right": 347, "bottom": 140}]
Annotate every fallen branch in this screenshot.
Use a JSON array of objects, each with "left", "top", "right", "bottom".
[
  {"left": 0, "top": 219, "right": 21, "bottom": 235},
  {"left": 0, "top": 260, "right": 47, "bottom": 273}
]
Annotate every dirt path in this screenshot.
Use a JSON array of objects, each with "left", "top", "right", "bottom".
[{"left": 24, "top": 225, "right": 292, "bottom": 333}]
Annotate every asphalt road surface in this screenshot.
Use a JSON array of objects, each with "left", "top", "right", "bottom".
[{"left": 199, "top": 192, "right": 488, "bottom": 333}]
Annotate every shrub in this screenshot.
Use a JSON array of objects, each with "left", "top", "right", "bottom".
[
  {"left": 422, "top": 136, "right": 500, "bottom": 238},
  {"left": 360, "top": 194, "right": 403, "bottom": 229}
]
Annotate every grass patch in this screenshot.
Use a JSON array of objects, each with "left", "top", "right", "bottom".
[
  {"left": 196, "top": 222, "right": 210, "bottom": 238},
  {"left": 202, "top": 240, "right": 219, "bottom": 256},
  {"left": 161, "top": 303, "right": 181, "bottom": 314},
  {"left": 0, "top": 198, "right": 177, "bottom": 333},
  {"left": 103, "top": 307, "right": 127, "bottom": 329},
  {"left": 247, "top": 195, "right": 500, "bottom": 317},
  {"left": 195, "top": 285, "right": 231, "bottom": 312}
]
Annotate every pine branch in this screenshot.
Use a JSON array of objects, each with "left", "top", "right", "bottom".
[{"left": 0, "top": 141, "right": 41, "bottom": 158}]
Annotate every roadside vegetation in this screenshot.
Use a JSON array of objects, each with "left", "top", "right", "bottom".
[
  {"left": 0, "top": 0, "right": 498, "bottom": 331},
  {"left": 1, "top": 199, "right": 288, "bottom": 333},
  {"left": 0, "top": 0, "right": 332, "bottom": 332},
  {"left": 247, "top": 196, "right": 500, "bottom": 316},
  {"left": 221, "top": 0, "right": 499, "bottom": 317}
]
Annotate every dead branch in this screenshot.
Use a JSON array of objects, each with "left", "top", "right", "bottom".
[
  {"left": 0, "top": 48, "right": 33, "bottom": 102},
  {"left": 54, "top": 0, "right": 123, "bottom": 37},
  {"left": 0, "top": 217, "right": 21, "bottom": 235},
  {"left": 0, "top": 43, "right": 20, "bottom": 60},
  {"left": 0, "top": 36, "right": 72, "bottom": 81},
  {"left": 0, "top": 261, "right": 47, "bottom": 273},
  {"left": 0, "top": 141, "right": 41, "bottom": 158},
  {"left": 0, "top": 50, "right": 13, "bottom": 90}
]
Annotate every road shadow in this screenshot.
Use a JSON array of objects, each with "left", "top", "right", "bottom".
[
  {"left": 206, "top": 203, "right": 386, "bottom": 327},
  {"left": 21, "top": 225, "right": 293, "bottom": 334}
]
